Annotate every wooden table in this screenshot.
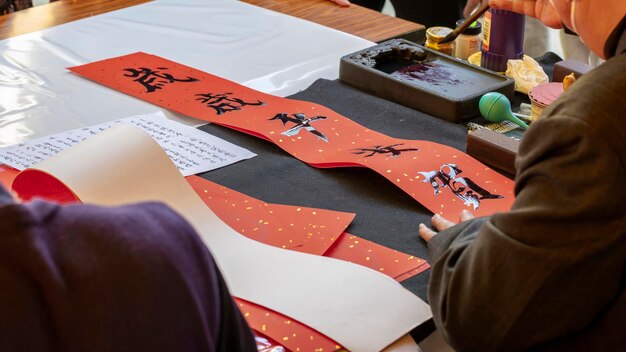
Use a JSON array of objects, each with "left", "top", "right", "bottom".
[{"left": 0, "top": 0, "right": 424, "bottom": 42}]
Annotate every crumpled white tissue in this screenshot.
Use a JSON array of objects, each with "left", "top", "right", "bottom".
[{"left": 506, "top": 56, "right": 549, "bottom": 94}]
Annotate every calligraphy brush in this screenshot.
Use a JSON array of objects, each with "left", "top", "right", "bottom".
[{"left": 438, "top": 2, "right": 490, "bottom": 44}]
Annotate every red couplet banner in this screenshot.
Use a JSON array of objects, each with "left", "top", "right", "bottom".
[{"left": 69, "top": 52, "right": 515, "bottom": 218}]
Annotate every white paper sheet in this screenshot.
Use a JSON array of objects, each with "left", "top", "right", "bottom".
[
  {"left": 0, "top": 0, "right": 374, "bottom": 147},
  {"left": 0, "top": 111, "right": 255, "bottom": 176},
  {"left": 15, "top": 125, "right": 432, "bottom": 352}
]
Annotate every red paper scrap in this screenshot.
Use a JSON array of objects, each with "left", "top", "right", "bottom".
[
  {"left": 187, "top": 176, "right": 429, "bottom": 281},
  {"left": 187, "top": 175, "right": 353, "bottom": 256},
  {"left": 325, "top": 232, "right": 430, "bottom": 281},
  {"left": 236, "top": 298, "right": 342, "bottom": 352},
  {"left": 11, "top": 168, "right": 80, "bottom": 204}
]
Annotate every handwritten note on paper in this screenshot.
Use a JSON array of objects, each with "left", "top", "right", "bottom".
[{"left": 0, "top": 111, "right": 255, "bottom": 176}]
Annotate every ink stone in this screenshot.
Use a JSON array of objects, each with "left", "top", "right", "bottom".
[{"left": 339, "top": 39, "right": 515, "bottom": 122}]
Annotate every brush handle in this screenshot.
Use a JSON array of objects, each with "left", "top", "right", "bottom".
[{"left": 439, "top": 2, "right": 490, "bottom": 44}]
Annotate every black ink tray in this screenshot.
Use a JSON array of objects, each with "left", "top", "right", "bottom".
[{"left": 339, "top": 39, "right": 515, "bottom": 122}]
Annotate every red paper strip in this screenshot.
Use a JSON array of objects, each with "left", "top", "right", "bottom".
[
  {"left": 236, "top": 298, "right": 342, "bottom": 352},
  {"left": 187, "top": 175, "right": 353, "bottom": 255},
  {"left": 325, "top": 232, "right": 430, "bottom": 281},
  {"left": 187, "top": 176, "right": 428, "bottom": 281},
  {"left": 69, "top": 52, "right": 515, "bottom": 218}
]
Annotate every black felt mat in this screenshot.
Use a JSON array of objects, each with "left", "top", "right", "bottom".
[{"left": 198, "top": 78, "right": 469, "bottom": 303}]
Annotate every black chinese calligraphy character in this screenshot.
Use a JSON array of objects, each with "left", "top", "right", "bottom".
[
  {"left": 269, "top": 113, "right": 329, "bottom": 143},
  {"left": 123, "top": 67, "right": 199, "bottom": 93},
  {"left": 418, "top": 163, "right": 502, "bottom": 210},
  {"left": 352, "top": 144, "right": 419, "bottom": 157},
  {"left": 195, "top": 92, "right": 264, "bottom": 115}
]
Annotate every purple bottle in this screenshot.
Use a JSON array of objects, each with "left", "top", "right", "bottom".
[{"left": 481, "top": 9, "right": 525, "bottom": 72}]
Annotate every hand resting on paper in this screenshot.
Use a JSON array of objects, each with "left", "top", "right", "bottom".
[{"left": 418, "top": 210, "right": 474, "bottom": 242}]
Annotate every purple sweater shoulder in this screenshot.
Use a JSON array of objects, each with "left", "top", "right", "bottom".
[{"left": 0, "top": 186, "right": 255, "bottom": 352}]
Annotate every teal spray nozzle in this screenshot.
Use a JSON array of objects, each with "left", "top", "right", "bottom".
[{"left": 479, "top": 92, "right": 529, "bottom": 130}]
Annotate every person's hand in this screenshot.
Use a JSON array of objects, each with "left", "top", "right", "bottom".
[
  {"left": 488, "top": 0, "right": 563, "bottom": 28},
  {"left": 418, "top": 210, "right": 474, "bottom": 242},
  {"left": 327, "top": 0, "right": 350, "bottom": 7},
  {"left": 463, "top": 0, "right": 488, "bottom": 18}
]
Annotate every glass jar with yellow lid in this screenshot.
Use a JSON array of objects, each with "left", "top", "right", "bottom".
[{"left": 425, "top": 26, "right": 455, "bottom": 56}]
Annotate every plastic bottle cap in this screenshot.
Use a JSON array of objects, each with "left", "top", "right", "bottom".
[{"left": 455, "top": 19, "right": 482, "bottom": 35}]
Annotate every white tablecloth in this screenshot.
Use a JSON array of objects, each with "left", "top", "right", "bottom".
[{"left": 0, "top": 0, "right": 373, "bottom": 146}]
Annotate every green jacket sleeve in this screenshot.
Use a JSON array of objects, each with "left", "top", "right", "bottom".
[{"left": 427, "top": 112, "right": 626, "bottom": 351}]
